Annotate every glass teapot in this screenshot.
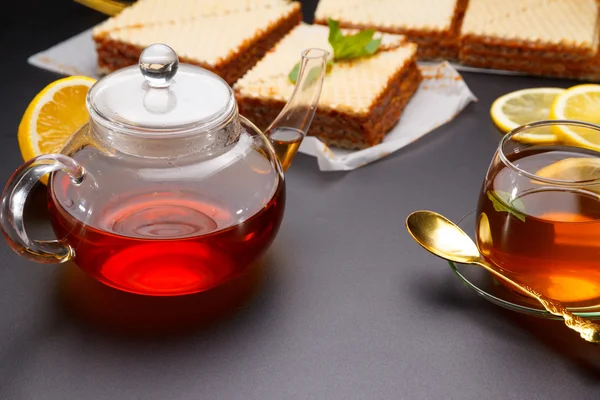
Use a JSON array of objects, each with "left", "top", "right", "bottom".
[{"left": 1, "top": 44, "right": 328, "bottom": 296}]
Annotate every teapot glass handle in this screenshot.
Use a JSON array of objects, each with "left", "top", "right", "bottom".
[{"left": 0, "top": 154, "right": 85, "bottom": 264}]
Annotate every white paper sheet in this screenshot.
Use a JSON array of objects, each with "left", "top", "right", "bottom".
[
  {"left": 28, "top": 29, "right": 99, "bottom": 77},
  {"left": 27, "top": 28, "right": 477, "bottom": 171}
]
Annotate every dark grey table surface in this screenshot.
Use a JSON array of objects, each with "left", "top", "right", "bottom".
[{"left": 1, "top": 1, "right": 600, "bottom": 399}]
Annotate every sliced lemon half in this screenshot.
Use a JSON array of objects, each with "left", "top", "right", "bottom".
[
  {"left": 549, "top": 84, "right": 600, "bottom": 152},
  {"left": 490, "top": 87, "right": 565, "bottom": 144},
  {"left": 18, "top": 76, "right": 96, "bottom": 163}
]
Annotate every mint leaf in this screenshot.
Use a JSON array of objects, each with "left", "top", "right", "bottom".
[
  {"left": 288, "top": 62, "right": 300, "bottom": 84},
  {"left": 364, "top": 37, "right": 382, "bottom": 54},
  {"left": 327, "top": 18, "right": 382, "bottom": 61},
  {"left": 289, "top": 19, "right": 381, "bottom": 83},
  {"left": 487, "top": 191, "right": 527, "bottom": 222},
  {"left": 327, "top": 18, "right": 345, "bottom": 45},
  {"left": 304, "top": 65, "right": 321, "bottom": 88},
  {"left": 289, "top": 59, "right": 335, "bottom": 85}
]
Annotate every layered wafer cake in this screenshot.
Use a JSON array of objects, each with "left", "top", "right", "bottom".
[
  {"left": 93, "top": 0, "right": 302, "bottom": 84},
  {"left": 459, "top": 0, "right": 600, "bottom": 79},
  {"left": 234, "top": 24, "right": 422, "bottom": 150},
  {"left": 314, "top": 0, "right": 468, "bottom": 59},
  {"left": 93, "top": 0, "right": 290, "bottom": 34}
]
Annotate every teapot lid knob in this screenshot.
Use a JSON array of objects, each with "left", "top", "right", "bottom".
[{"left": 139, "top": 44, "right": 179, "bottom": 88}]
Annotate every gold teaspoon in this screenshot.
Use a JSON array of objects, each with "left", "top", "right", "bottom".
[{"left": 405, "top": 210, "right": 600, "bottom": 344}]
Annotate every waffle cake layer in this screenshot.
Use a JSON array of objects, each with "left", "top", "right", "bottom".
[
  {"left": 314, "top": 0, "right": 468, "bottom": 60},
  {"left": 460, "top": 53, "right": 600, "bottom": 81},
  {"left": 234, "top": 24, "right": 422, "bottom": 150},
  {"left": 459, "top": 0, "right": 600, "bottom": 73},
  {"left": 93, "top": 0, "right": 302, "bottom": 84},
  {"left": 93, "top": 0, "right": 289, "bottom": 37}
]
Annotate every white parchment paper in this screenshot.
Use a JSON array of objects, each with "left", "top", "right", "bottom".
[{"left": 28, "top": 28, "right": 478, "bottom": 171}]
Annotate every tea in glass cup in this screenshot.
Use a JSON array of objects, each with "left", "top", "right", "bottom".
[{"left": 476, "top": 121, "right": 600, "bottom": 306}]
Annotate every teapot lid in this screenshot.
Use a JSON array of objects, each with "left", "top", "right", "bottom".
[{"left": 87, "top": 43, "right": 236, "bottom": 134}]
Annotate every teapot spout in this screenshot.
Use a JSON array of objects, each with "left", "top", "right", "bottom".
[{"left": 266, "top": 48, "right": 329, "bottom": 171}]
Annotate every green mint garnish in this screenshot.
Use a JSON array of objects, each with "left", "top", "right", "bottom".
[
  {"left": 288, "top": 62, "right": 300, "bottom": 84},
  {"left": 487, "top": 191, "right": 527, "bottom": 222},
  {"left": 289, "top": 59, "right": 334, "bottom": 85},
  {"left": 288, "top": 19, "right": 381, "bottom": 84},
  {"left": 327, "top": 18, "right": 382, "bottom": 61}
]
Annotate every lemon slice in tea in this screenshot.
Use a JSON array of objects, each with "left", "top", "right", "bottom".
[{"left": 536, "top": 157, "right": 600, "bottom": 182}]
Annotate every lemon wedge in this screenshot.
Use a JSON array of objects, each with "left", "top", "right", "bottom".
[
  {"left": 549, "top": 84, "right": 600, "bottom": 151},
  {"left": 536, "top": 157, "right": 600, "bottom": 182},
  {"left": 490, "top": 88, "right": 565, "bottom": 140},
  {"left": 18, "top": 76, "right": 96, "bottom": 163}
]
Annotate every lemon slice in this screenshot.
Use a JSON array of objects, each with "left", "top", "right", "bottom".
[
  {"left": 490, "top": 88, "right": 565, "bottom": 141},
  {"left": 549, "top": 84, "right": 600, "bottom": 151},
  {"left": 536, "top": 157, "right": 600, "bottom": 182},
  {"left": 18, "top": 76, "right": 96, "bottom": 162}
]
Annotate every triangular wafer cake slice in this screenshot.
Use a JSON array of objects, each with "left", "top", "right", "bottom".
[
  {"left": 234, "top": 23, "right": 422, "bottom": 150},
  {"left": 460, "top": 0, "right": 599, "bottom": 66},
  {"left": 93, "top": 0, "right": 291, "bottom": 37},
  {"left": 94, "top": 1, "right": 302, "bottom": 84},
  {"left": 314, "top": 0, "right": 468, "bottom": 59}
]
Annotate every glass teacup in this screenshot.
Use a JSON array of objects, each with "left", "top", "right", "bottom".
[{"left": 476, "top": 120, "right": 600, "bottom": 307}]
